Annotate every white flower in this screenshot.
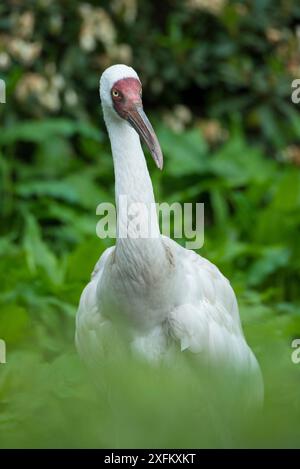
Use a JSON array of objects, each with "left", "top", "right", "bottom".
[
  {"left": 174, "top": 105, "right": 192, "bottom": 125},
  {"left": 13, "top": 11, "right": 35, "bottom": 38},
  {"left": 163, "top": 105, "right": 192, "bottom": 133},
  {"left": 186, "top": 0, "right": 226, "bottom": 15},
  {"left": 80, "top": 26, "right": 97, "bottom": 52},
  {"left": 64, "top": 89, "right": 78, "bottom": 107},
  {"left": 198, "top": 119, "right": 228, "bottom": 144},
  {"left": 79, "top": 4, "right": 116, "bottom": 51},
  {"left": 51, "top": 74, "right": 65, "bottom": 91},
  {"left": 112, "top": 0, "right": 137, "bottom": 24},
  {"left": 109, "top": 44, "right": 132, "bottom": 63},
  {"left": 8, "top": 38, "right": 41, "bottom": 65},
  {"left": 0, "top": 52, "right": 11, "bottom": 69},
  {"left": 39, "top": 89, "right": 61, "bottom": 112},
  {"left": 16, "top": 73, "right": 61, "bottom": 112},
  {"left": 16, "top": 73, "right": 48, "bottom": 101}
]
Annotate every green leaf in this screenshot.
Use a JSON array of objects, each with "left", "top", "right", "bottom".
[
  {"left": 210, "top": 128, "right": 275, "bottom": 186},
  {"left": 16, "top": 171, "right": 110, "bottom": 209},
  {"left": 272, "top": 170, "right": 300, "bottom": 212},
  {"left": 157, "top": 126, "right": 208, "bottom": 176},
  {"left": 0, "top": 119, "right": 102, "bottom": 144},
  {"left": 23, "top": 215, "right": 60, "bottom": 284},
  {"left": 66, "top": 237, "right": 107, "bottom": 283},
  {"left": 0, "top": 304, "right": 29, "bottom": 345},
  {"left": 247, "top": 246, "right": 291, "bottom": 286}
]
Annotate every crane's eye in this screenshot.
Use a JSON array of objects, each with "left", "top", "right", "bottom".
[{"left": 112, "top": 89, "right": 120, "bottom": 98}]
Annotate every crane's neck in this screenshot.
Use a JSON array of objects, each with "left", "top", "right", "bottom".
[{"left": 104, "top": 112, "right": 165, "bottom": 276}]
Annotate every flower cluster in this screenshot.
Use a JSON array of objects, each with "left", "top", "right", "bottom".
[
  {"left": 79, "top": 4, "right": 116, "bottom": 52},
  {"left": 163, "top": 105, "right": 192, "bottom": 133},
  {"left": 186, "top": 0, "right": 226, "bottom": 15}
]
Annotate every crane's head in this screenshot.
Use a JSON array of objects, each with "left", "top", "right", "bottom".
[{"left": 100, "top": 64, "right": 163, "bottom": 170}]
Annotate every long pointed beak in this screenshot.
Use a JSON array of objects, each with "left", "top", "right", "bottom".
[{"left": 126, "top": 105, "right": 163, "bottom": 170}]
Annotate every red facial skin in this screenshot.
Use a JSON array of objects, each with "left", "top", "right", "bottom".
[
  {"left": 110, "top": 77, "right": 164, "bottom": 170},
  {"left": 111, "top": 77, "right": 142, "bottom": 119}
]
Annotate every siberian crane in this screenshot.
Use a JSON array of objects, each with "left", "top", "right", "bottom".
[{"left": 75, "top": 64, "right": 263, "bottom": 406}]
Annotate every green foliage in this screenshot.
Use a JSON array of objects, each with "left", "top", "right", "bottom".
[
  {"left": 0, "top": 0, "right": 300, "bottom": 448},
  {"left": 1, "top": 114, "right": 300, "bottom": 447}
]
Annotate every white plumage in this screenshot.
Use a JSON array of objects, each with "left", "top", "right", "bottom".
[{"left": 75, "top": 65, "right": 263, "bottom": 405}]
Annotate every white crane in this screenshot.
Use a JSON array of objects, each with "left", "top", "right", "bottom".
[{"left": 76, "top": 64, "right": 263, "bottom": 406}]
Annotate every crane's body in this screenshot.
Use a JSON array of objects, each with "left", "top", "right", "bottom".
[{"left": 75, "top": 65, "right": 263, "bottom": 405}]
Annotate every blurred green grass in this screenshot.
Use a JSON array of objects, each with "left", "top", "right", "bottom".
[{"left": 0, "top": 331, "right": 300, "bottom": 448}]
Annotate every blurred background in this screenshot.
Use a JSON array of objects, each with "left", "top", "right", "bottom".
[{"left": 0, "top": 0, "right": 300, "bottom": 448}]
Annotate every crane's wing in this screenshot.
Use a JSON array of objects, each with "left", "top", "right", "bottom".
[
  {"left": 75, "top": 246, "right": 115, "bottom": 369},
  {"left": 162, "top": 237, "right": 264, "bottom": 405}
]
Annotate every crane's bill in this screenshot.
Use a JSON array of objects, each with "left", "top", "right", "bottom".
[{"left": 126, "top": 106, "right": 163, "bottom": 170}]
